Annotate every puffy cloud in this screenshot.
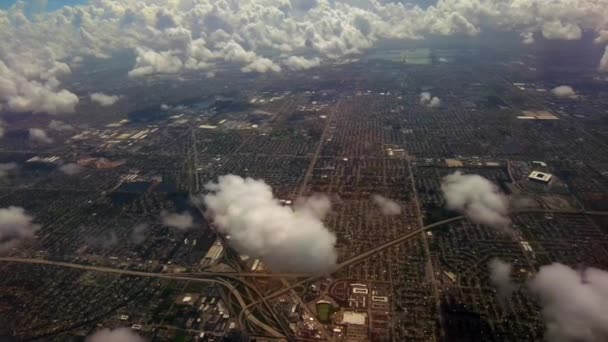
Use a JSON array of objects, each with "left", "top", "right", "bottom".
[
  {"left": 0, "top": 206, "right": 40, "bottom": 253},
  {"left": 202, "top": 175, "right": 337, "bottom": 273},
  {"left": 551, "top": 85, "right": 577, "bottom": 98},
  {"left": 488, "top": 258, "right": 517, "bottom": 301},
  {"left": 128, "top": 47, "right": 184, "bottom": 77},
  {"left": 59, "top": 163, "right": 83, "bottom": 175},
  {"left": 420, "top": 92, "right": 441, "bottom": 108},
  {"left": 600, "top": 46, "right": 608, "bottom": 72},
  {"left": 86, "top": 328, "right": 145, "bottom": 342},
  {"left": 28, "top": 128, "right": 53, "bottom": 144},
  {"left": 90, "top": 92, "right": 122, "bottom": 106},
  {"left": 242, "top": 57, "right": 282, "bottom": 73},
  {"left": 294, "top": 193, "right": 332, "bottom": 220},
  {"left": 284, "top": 56, "right": 321, "bottom": 71},
  {"left": 0, "top": 162, "right": 17, "bottom": 178},
  {"left": 521, "top": 32, "right": 535, "bottom": 45},
  {"left": 371, "top": 194, "right": 401, "bottom": 216},
  {"left": 161, "top": 210, "right": 194, "bottom": 230},
  {"left": 2, "top": 0, "right": 608, "bottom": 110},
  {"left": 86, "top": 231, "right": 118, "bottom": 249},
  {"left": 0, "top": 48, "right": 78, "bottom": 115},
  {"left": 542, "top": 21, "right": 582, "bottom": 40},
  {"left": 48, "top": 120, "right": 74, "bottom": 131},
  {"left": 595, "top": 30, "right": 608, "bottom": 45},
  {"left": 130, "top": 223, "right": 149, "bottom": 244},
  {"left": 529, "top": 263, "right": 608, "bottom": 342},
  {"left": 441, "top": 171, "right": 510, "bottom": 229}
]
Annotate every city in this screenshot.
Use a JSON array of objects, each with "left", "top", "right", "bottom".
[{"left": 1, "top": 1, "right": 608, "bottom": 342}]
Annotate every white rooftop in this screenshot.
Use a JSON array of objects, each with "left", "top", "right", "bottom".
[
  {"left": 343, "top": 311, "right": 367, "bottom": 325},
  {"left": 528, "top": 171, "right": 553, "bottom": 183}
]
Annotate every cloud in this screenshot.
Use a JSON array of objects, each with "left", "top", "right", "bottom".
[
  {"left": 128, "top": 47, "right": 184, "bottom": 77},
  {"left": 294, "top": 193, "right": 332, "bottom": 220},
  {"left": 86, "top": 328, "right": 145, "bottom": 342},
  {"left": 0, "top": 206, "right": 40, "bottom": 253},
  {"left": 90, "top": 92, "right": 122, "bottom": 106},
  {"left": 551, "top": 85, "right": 577, "bottom": 98},
  {"left": 59, "top": 163, "right": 83, "bottom": 175},
  {"left": 441, "top": 171, "right": 510, "bottom": 229},
  {"left": 521, "top": 32, "right": 535, "bottom": 45},
  {"left": 0, "top": 121, "right": 5, "bottom": 138},
  {"left": 529, "top": 263, "right": 608, "bottom": 342},
  {"left": 595, "top": 30, "right": 608, "bottom": 45},
  {"left": 86, "top": 231, "right": 118, "bottom": 249},
  {"left": 202, "top": 175, "right": 337, "bottom": 273},
  {"left": 284, "top": 56, "right": 321, "bottom": 71},
  {"left": 130, "top": 223, "right": 149, "bottom": 244},
  {"left": 420, "top": 92, "right": 441, "bottom": 108},
  {"left": 371, "top": 195, "right": 401, "bottom": 216},
  {"left": 1, "top": 0, "right": 607, "bottom": 106},
  {"left": 0, "top": 49, "right": 79, "bottom": 115},
  {"left": 600, "top": 46, "right": 608, "bottom": 72},
  {"left": 28, "top": 128, "right": 53, "bottom": 144},
  {"left": 542, "top": 21, "right": 582, "bottom": 40},
  {"left": 48, "top": 120, "right": 74, "bottom": 131},
  {"left": 161, "top": 210, "right": 194, "bottom": 230},
  {"left": 241, "top": 57, "right": 282, "bottom": 73},
  {"left": 488, "top": 258, "right": 517, "bottom": 302},
  {"left": 0, "top": 162, "right": 17, "bottom": 178}
]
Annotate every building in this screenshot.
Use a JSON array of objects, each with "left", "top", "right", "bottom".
[
  {"left": 528, "top": 171, "right": 553, "bottom": 184},
  {"left": 316, "top": 300, "right": 332, "bottom": 323}
]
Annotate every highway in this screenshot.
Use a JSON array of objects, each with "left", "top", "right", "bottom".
[
  {"left": 2, "top": 208, "right": 606, "bottom": 338},
  {"left": 238, "top": 208, "right": 608, "bottom": 311},
  {"left": 0, "top": 256, "right": 284, "bottom": 338}
]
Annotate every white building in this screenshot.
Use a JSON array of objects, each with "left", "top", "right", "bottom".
[{"left": 528, "top": 171, "right": 553, "bottom": 184}]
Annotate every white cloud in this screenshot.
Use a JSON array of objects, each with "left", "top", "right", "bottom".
[
  {"left": 600, "top": 46, "right": 608, "bottom": 72},
  {"left": 131, "top": 223, "right": 149, "bottom": 244},
  {"left": 488, "top": 258, "right": 517, "bottom": 301},
  {"left": 0, "top": 48, "right": 78, "bottom": 115},
  {"left": 529, "top": 263, "right": 608, "bottom": 342},
  {"left": 542, "top": 21, "right": 582, "bottom": 40},
  {"left": 28, "top": 128, "right": 53, "bottom": 144},
  {"left": 595, "top": 30, "right": 608, "bottom": 45},
  {"left": 161, "top": 210, "right": 194, "bottom": 230},
  {"left": 86, "top": 327, "right": 145, "bottom": 342},
  {"left": 0, "top": 206, "right": 40, "bottom": 253},
  {"left": 441, "top": 171, "right": 510, "bottom": 229},
  {"left": 521, "top": 32, "right": 535, "bottom": 45},
  {"left": 87, "top": 231, "right": 118, "bottom": 249},
  {"left": 0, "top": 162, "right": 17, "bottom": 178},
  {"left": 242, "top": 57, "right": 282, "bottom": 73},
  {"left": 48, "top": 120, "right": 74, "bottom": 131},
  {"left": 59, "top": 163, "right": 83, "bottom": 175},
  {"left": 551, "top": 85, "right": 577, "bottom": 98},
  {"left": 202, "top": 175, "right": 337, "bottom": 273},
  {"left": 371, "top": 195, "right": 401, "bottom": 216},
  {"left": 420, "top": 92, "right": 441, "bottom": 108},
  {"left": 128, "top": 47, "right": 184, "bottom": 77},
  {"left": 1, "top": 0, "right": 608, "bottom": 112},
  {"left": 284, "top": 56, "right": 321, "bottom": 71},
  {"left": 294, "top": 193, "right": 332, "bottom": 220},
  {"left": 90, "top": 92, "right": 122, "bottom": 106}
]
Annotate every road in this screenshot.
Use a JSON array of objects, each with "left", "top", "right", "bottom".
[
  {"left": 2, "top": 208, "right": 606, "bottom": 338},
  {"left": 240, "top": 207, "right": 608, "bottom": 308},
  {"left": 0, "top": 256, "right": 284, "bottom": 338},
  {"left": 406, "top": 154, "right": 444, "bottom": 342}
]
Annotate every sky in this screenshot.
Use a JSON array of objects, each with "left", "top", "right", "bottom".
[{"left": 0, "top": 0, "right": 88, "bottom": 11}]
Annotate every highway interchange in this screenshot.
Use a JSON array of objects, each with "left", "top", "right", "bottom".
[{"left": 1, "top": 208, "right": 606, "bottom": 339}]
